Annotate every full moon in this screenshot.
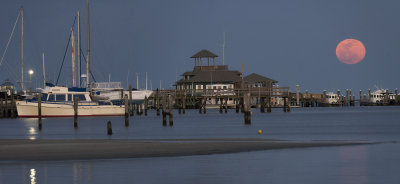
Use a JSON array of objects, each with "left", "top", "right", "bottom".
[{"left": 336, "top": 39, "right": 366, "bottom": 64}]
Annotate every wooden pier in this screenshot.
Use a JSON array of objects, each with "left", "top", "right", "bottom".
[{"left": 0, "top": 91, "right": 17, "bottom": 118}]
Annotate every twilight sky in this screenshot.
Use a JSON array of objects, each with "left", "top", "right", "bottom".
[{"left": 1, "top": 0, "right": 399, "bottom": 93}]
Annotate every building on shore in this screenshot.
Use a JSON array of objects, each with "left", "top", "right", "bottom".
[{"left": 174, "top": 49, "right": 280, "bottom": 107}]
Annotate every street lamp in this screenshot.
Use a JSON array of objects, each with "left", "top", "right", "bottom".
[{"left": 28, "top": 69, "right": 34, "bottom": 94}]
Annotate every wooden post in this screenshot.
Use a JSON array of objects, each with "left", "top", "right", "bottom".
[
  {"left": 287, "top": 97, "right": 291, "bottom": 112},
  {"left": 129, "top": 85, "right": 133, "bottom": 116},
  {"left": 178, "top": 98, "right": 182, "bottom": 114},
  {"left": 168, "top": 95, "right": 173, "bottom": 126},
  {"left": 359, "top": 90, "right": 362, "bottom": 106},
  {"left": 368, "top": 89, "right": 371, "bottom": 105},
  {"left": 74, "top": 97, "right": 78, "bottom": 128},
  {"left": 244, "top": 91, "right": 251, "bottom": 125},
  {"left": 224, "top": 97, "right": 228, "bottom": 113},
  {"left": 38, "top": 94, "right": 42, "bottom": 130},
  {"left": 203, "top": 97, "right": 207, "bottom": 114},
  {"left": 107, "top": 121, "right": 112, "bottom": 135},
  {"left": 124, "top": 94, "right": 129, "bottom": 127},
  {"left": 10, "top": 90, "right": 15, "bottom": 118},
  {"left": 345, "top": 89, "right": 349, "bottom": 106},
  {"left": 235, "top": 98, "right": 239, "bottom": 113},
  {"left": 260, "top": 97, "right": 265, "bottom": 113},
  {"left": 4, "top": 96, "right": 8, "bottom": 118},
  {"left": 395, "top": 89, "right": 399, "bottom": 105},
  {"left": 283, "top": 97, "right": 287, "bottom": 112},
  {"left": 0, "top": 98, "right": 3, "bottom": 118},
  {"left": 199, "top": 98, "right": 203, "bottom": 114},
  {"left": 156, "top": 90, "right": 160, "bottom": 116},
  {"left": 120, "top": 89, "right": 124, "bottom": 100},
  {"left": 162, "top": 95, "right": 167, "bottom": 126},
  {"left": 182, "top": 92, "right": 186, "bottom": 114},
  {"left": 219, "top": 98, "right": 223, "bottom": 114},
  {"left": 144, "top": 96, "right": 148, "bottom": 116}
]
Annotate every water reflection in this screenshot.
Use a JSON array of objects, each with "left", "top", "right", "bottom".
[
  {"left": 339, "top": 146, "right": 369, "bottom": 184},
  {"left": 28, "top": 127, "right": 37, "bottom": 140},
  {"left": 30, "top": 168, "right": 36, "bottom": 184}
]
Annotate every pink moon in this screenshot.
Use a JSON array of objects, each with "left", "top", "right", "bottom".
[{"left": 336, "top": 39, "right": 366, "bottom": 64}]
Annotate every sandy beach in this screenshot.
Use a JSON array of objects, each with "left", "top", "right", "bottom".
[{"left": 0, "top": 139, "right": 372, "bottom": 161}]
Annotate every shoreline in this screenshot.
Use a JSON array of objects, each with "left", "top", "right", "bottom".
[{"left": 0, "top": 139, "right": 374, "bottom": 161}]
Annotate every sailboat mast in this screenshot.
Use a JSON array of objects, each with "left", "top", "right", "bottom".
[
  {"left": 222, "top": 32, "right": 225, "bottom": 66},
  {"left": 145, "top": 72, "right": 148, "bottom": 90},
  {"left": 42, "top": 52, "right": 46, "bottom": 88},
  {"left": 21, "top": 6, "right": 24, "bottom": 89},
  {"left": 77, "top": 10, "right": 81, "bottom": 88},
  {"left": 86, "top": 0, "right": 90, "bottom": 89},
  {"left": 136, "top": 73, "right": 139, "bottom": 89},
  {"left": 71, "top": 27, "right": 76, "bottom": 87}
]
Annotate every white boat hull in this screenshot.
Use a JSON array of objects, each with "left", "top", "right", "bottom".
[
  {"left": 96, "top": 90, "right": 153, "bottom": 102},
  {"left": 16, "top": 101, "right": 125, "bottom": 117}
]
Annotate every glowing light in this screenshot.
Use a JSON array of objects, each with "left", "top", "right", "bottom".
[
  {"left": 30, "top": 168, "right": 36, "bottom": 184},
  {"left": 28, "top": 69, "right": 34, "bottom": 75}
]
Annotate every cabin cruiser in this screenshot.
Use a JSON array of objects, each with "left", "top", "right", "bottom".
[
  {"left": 91, "top": 82, "right": 153, "bottom": 104},
  {"left": 16, "top": 86, "right": 124, "bottom": 117}
]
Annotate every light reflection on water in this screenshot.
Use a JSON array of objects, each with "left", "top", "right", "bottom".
[
  {"left": 0, "top": 107, "right": 400, "bottom": 183},
  {"left": 1, "top": 143, "right": 399, "bottom": 184},
  {"left": 30, "top": 168, "right": 36, "bottom": 184}
]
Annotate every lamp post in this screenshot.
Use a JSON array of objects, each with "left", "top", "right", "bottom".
[{"left": 28, "top": 69, "right": 34, "bottom": 95}]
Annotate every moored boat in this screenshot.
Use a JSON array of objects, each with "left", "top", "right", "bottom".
[{"left": 16, "top": 86, "right": 124, "bottom": 117}]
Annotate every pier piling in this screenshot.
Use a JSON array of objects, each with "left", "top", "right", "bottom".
[
  {"left": 129, "top": 85, "right": 133, "bottom": 116},
  {"left": 38, "top": 94, "right": 42, "bottom": 130},
  {"left": 244, "top": 91, "right": 251, "bottom": 125},
  {"left": 144, "top": 96, "right": 148, "bottom": 116},
  {"left": 74, "top": 97, "right": 78, "bottom": 128},
  {"left": 107, "top": 121, "right": 112, "bottom": 135},
  {"left": 124, "top": 94, "right": 129, "bottom": 127}
]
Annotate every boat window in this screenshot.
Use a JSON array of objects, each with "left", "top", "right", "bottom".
[
  {"left": 68, "top": 94, "right": 72, "bottom": 101},
  {"left": 56, "top": 94, "right": 66, "bottom": 101},
  {"left": 75, "top": 94, "right": 86, "bottom": 101},
  {"left": 41, "top": 94, "right": 48, "bottom": 101},
  {"left": 48, "top": 94, "right": 55, "bottom": 101}
]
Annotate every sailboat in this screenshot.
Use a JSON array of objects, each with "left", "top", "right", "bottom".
[{"left": 16, "top": 1, "right": 125, "bottom": 117}]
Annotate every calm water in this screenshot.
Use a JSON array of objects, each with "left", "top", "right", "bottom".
[{"left": 0, "top": 106, "right": 400, "bottom": 184}]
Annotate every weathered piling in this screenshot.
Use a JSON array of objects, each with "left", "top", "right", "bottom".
[
  {"left": 74, "top": 97, "right": 78, "bottom": 128},
  {"left": 4, "top": 96, "right": 8, "bottom": 117},
  {"left": 0, "top": 98, "right": 3, "bottom": 118},
  {"left": 219, "top": 98, "right": 223, "bottom": 114},
  {"left": 395, "top": 89, "right": 399, "bottom": 104},
  {"left": 235, "top": 98, "right": 240, "bottom": 113},
  {"left": 224, "top": 97, "right": 228, "bottom": 113},
  {"left": 267, "top": 96, "right": 272, "bottom": 113},
  {"left": 10, "top": 90, "right": 15, "bottom": 118},
  {"left": 107, "top": 121, "right": 112, "bottom": 135},
  {"left": 260, "top": 97, "right": 265, "bottom": 113},
  {"left": 124, "top": 94, "right": 129, "bottom": 127},
  {"left": 168, "top": 95, "right": 173, "bottom": 126},
  {"left": 156, "top": 90, "right": 160, "bottom": 116},
  {"left": 178, "top": 98, "right": 182, "bottom": 114},
  {"left": 359, "top": 90, "right": 362, "bottom": 106},
  {"left": 368, "top": 89, "right": 371, "bottom": 104},
  {"left": 162, "top": 96, "right": 167, "bottom": 126},
  {"left": 199, "top": 98, "right": 203, "bottom": 114},
  {"left": 144, "top": 96, "right": 148, "bottom": 116},
  {"left": 243, "top": 91, "right": 251, "bottom": 125},
  {"left": 129, "top": 85, "right": 133, "bottom": 116},
  {"left": 203, "top": 97, "right": 207, "bottom": 114},
  {"left": 283, "top": 97, "right": 287, "bottom": 112},
  {"left": 37, "top": 94, "right": 42, "bottom": 130},
  {"left": 182, "top": 92, "right": 186, "bottom": 114}
]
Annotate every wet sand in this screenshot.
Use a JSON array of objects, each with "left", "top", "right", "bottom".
[{"left": 0, "top": 139, "right": 372, "bottom": 161}]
